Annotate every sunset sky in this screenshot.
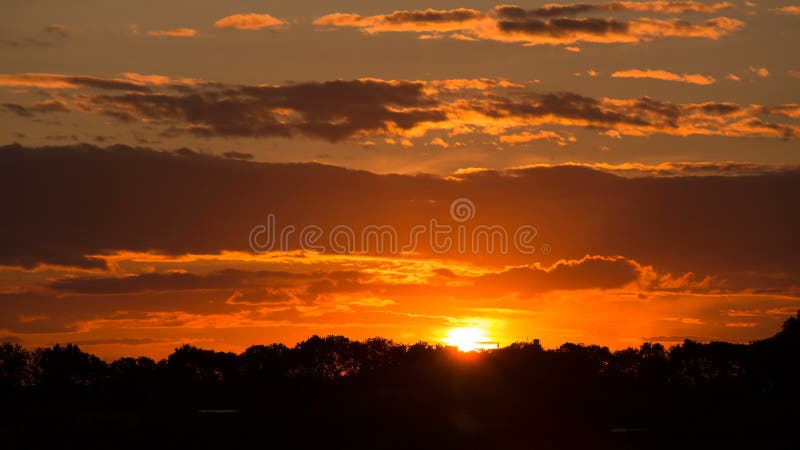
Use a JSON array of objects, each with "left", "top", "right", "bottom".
[{"left": 1, "top": 0, "right": 799, "bottom": 359}]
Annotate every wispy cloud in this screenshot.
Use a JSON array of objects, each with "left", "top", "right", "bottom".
[
  {"left": 771, "top": 5, "right": 800, "bottom": 15},
  {"left": 147, "top": 28, "right": 198, "bottom": 38},
  {"left": 612, "top": 69, "right": 716, "bottom": 85},
  {"left": 314, "top": 5, "right": 745, "bottom": 47},
  {"left": 1, "top": 24, "right": 72, "bottom": 47},
  {"left": 214, "top": 13, "right": 287, "bottom": 30},
  {"left": 0, "top": 73, "right": 149, "bottom": 90}
]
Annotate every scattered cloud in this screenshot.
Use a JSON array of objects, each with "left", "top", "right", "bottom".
[
  {"left": 499, "top": 130, "right": 571, "bottom": 145},
  {"left": 119, "top": 72, "right": 202, "bottom": 86},
  {"left": 429, "top": 137, "right": 450, "bottom": 148},
  {"left": 749, "top": 65, "right": 769, "bottom": 77},
  {"left": 612, "top": 69, "right": 716, "bottom": 85},
  {"left": 313, "top": 5, "right": 744, "bottom": 47},
  {"left": 214, "top": 13, "right": 287, "bottom": 30},
  {"left": 2, "top": 99, "right": 69, "bottom": 116},
  {"left": 2, "top": 73, "right": 798, "bottom": 142},
  {"left": 510, "top": 1, "right": 735, "bottom": 17},
  {"left": 313, "top": 9, "right": 484, "bottom": 34},
  {"left": 0, "top": 73, "right": 149, "bottom": 90},
  {"left": 43, "top": 24, "right": 70, "bottom": 39},
  {"left": 515, "top": 161, "right": 800, "bottom": 177},
  {"left": 147, "top": 28, "right": 198, "bottom": 38},
  {"left": 771, "top": 6, "right": 800, "bottom": 16},
  {"left": 1, "top": 24, "right": 71, "bottom": 47}
]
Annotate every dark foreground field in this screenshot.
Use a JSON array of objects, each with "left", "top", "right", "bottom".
[{"left": 3, "top": 313, "right": 800, "bottom": 449}]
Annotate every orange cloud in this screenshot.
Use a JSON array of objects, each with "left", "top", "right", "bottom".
[
  {"left": 763, "top": 104, "right": 800, "bottom": 119},
  {"left": 749, "top": 65, "right": 769, "bottom": 77},
  {"left": 516, "top": 1, "right": 735, "bottom": 16},
  {"left": 514, "top": 161, "right": 800, "bottom": 177},
  {"left": 4, "top": 73, "right": 798, "bottom": 142},
  {"left": 214, "top": 13, "right": 287, "bottom": 30},
  {"left": 44, "top": 24, "right": 69, "bottom": 38},
  {"left": 120, "top": 72, "right": 203, "bottom": 86},
  {"left": 147, "top": 28, "right": 197, "bottom": 38},
  {"left": 313, "top": 9, "right": 485, "bottom": 33},
  {"left": 313, "top": 6, "right": 745, "bottom": 47},
  {"left": 499, "top": 130, "right": 571, "bottom": 145},
  {"left": 772, "top": 6, "right": 800, "bottom": 15},
  {"left": 424, "top": 78, "right": 524, "bottom": 92},
  {"left": 612, "top": 69, "right": 716, "bottom": 85},
  {"left": 2, "top": 147, "right": 800, "bottom": 356},
  {"left": 429, "top": 137, "right": 450, "bottom": 148},
  {"left": 0, "top": 73, "right": 148, "bottom": 90}
]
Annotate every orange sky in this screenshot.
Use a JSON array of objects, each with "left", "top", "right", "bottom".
[{"left": 1, "top": 1, "right": 799, "bottom": 359}]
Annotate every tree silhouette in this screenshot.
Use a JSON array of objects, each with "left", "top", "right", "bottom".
[{"left": 1, "top": 311, "right": 800, "bottom": 450}]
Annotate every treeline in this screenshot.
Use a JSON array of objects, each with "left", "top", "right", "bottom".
[
  {"left": 3, "top": 312, "right": 800, "bottom": 389},
  {"left": 2, "top": 312, "right": 799, "bottom": 449}
]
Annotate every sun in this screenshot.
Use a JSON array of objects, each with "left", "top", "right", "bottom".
[{"left": 443, "top": 327, "right": 497, "bottom": 352}]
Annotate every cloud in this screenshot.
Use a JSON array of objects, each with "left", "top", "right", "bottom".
[
  {"left": 476, "top": 255, "right": 641, "bottom": 293},
  {"left": 43, "top": 256, "right": 645, "bottom": 301},
  {"left": 428, "top": 137, "right": 450, "bottom": 148},
  {"left": 1, "top": 146, "right": 799, "bottom": 350},
  {"left": 214, "top": 13, "right": 287, "bottom": 30},
  {"left": 222, "top": 151, "right": 254, "bottom": 160},
  {"left": 424, "top": 78, "right": 524, "bottom": 92},
  {"left": 68, "top": 78, "right": 445, "bottom": 141},
  {"left": 473, "top": 92, "right": 798, "bottom": 140},
  {"left": 313, "top": 5, "right": 745, "bottom": 47},
  {"left": 4, "top": 73, "right": 797, "bottom": 142},
  {"left": 0, "top": 73, "right": 149, "bottom": 91},
  {"left": 771, "top": 6, "right": 800, "bottom": 16},
  {"left": 43, "top": 24, "right": 70, "bottom": 39},
  {"left": 3, "top": 247, "right": 785, "bottom": 342},
  {"left": 147, "top": 28, "right": 198, "bottom": 38},
  {"left": 749, "top": 65, "right": 769, "bottom": 77},
  {"left": 501, "top": 1, "right": 735, "bottom": 17},
  {"left": 612, "top": 69, "right": 716, "bottom": 85},
  {"left": 2, "top": 99, "right": 69, "bottom": 116},
  {"left": 0, "top": 25, "right": 71, "bottom": 48},
  {"left": 313, "top": 9, "right": 484, "bottom": 33},
  {"left": 499, "top": 130, "right": 571, "bottom": 145},
  {"left": 2, "top": 143, "right": 799, "bottom": 291},
  {"left": 48, "top": 269, "right": 307, "bottom": 295},
  {"left": 513, "top": 161, "right": 800, "bottom": 177},
  {"left": 762, "top": 104, "right": 800, "bottom": 119},
  {"left": 120, "top": 73, "right": 202, "bottom": 86},
  {"left": 68, "top": 337, "right": 168, "bottom": 346},
  {"left": 491, "top": 16, "right": 743, "bottom": 45}
]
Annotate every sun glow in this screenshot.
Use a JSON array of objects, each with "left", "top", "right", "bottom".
[{"left": 443, "top": 327, "right": 497, "bottom": 352}]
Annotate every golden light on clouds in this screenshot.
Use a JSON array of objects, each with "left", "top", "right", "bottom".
[
  {"left": 214, "top": 13, "right": 287, "bottom": 31},
  {"left": 0, "top": 0, "right": 799, "bottom": 360}
]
